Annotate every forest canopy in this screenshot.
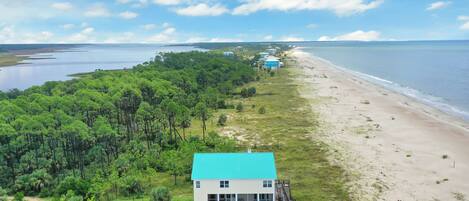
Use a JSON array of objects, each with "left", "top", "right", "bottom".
[{"left": 0, "top": 50, "right": 257, "bottom": 200}]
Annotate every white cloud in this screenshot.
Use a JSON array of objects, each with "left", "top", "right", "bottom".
[
  {"left": 153, "top": 0, "right": 184, "bottom": 5},
  {"left": 84, "top": 4, "right": 111, "bottom": 17},
  {"left": 458, "top": 15, "right": 469, "bottom": 21},
  {"left": 0, "top": 25, "right": 54, "bottom": 43},
  {"left": 142, "top": 24, "right": 157, "bottom": 30},
  {"left": 62, "top": 23, "right": 75, "bottom": 29},
  {"left": 208, "top": 38, "right": 243, "bottom": 42},
  {"left": 0, "top": 26, "right": 16, "bottom": 43},
  {"left": 426, "top": 1, "right": 451, "bottom": 11},
  {"left": 233, "top": 0, "right": 384, "bottom": 16},
  {"left": 460, "top": 22, "right": 469, "bottom": 30},
  {"left": 263, "top": 35, "right": 273, "bottom": 41},
  {"left": 82, "top": 27, "right": 95, "bottom": 34},
  {"left": 51, "top": 2, "right": 73, "bottom": 11},
  {"left": 162, "top": 22, "right": 171, "bottom": 28},
  {"left": 175, "top": 3, "right": 229, "bottom": 16},
  {"left": 116, "top": 0, "right": 132, "bottom": 4},
  {"left": 280, "top": 36, "right": 304, "bottom": 42},
  {"left": 458, "top": 16, "right": 469, "bottom": 30},
  {"left": 119, "top": 11, "right": 138, "bottom": 19},
  {"left": 185, "top": 37, "right": 209, "bottom": 43},
  {"left": 66, "top": 27, "right": 95, "bottom": 43},
  {"left": 104, "top": 32, "right": 135, "bottom": 43},
  {"left": 318, "top": 30, "right": 381, "bottom": 41},
  {"left": 146, "top": 27, "right": 177, "bottom": 43},
  {"left": 306, "top": 23, "right": 318, "bottom": 29}
]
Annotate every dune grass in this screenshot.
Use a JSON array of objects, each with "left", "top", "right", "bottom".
[
  {"left": 191, "top": 62, "right": 351, "bottom": 200},
  {"left": 40, "top": 58, "right": 350, "bottom": 201}
]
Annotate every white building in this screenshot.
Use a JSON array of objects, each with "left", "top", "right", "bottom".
[{"left": 192, "top": 152, "right": 277, "bottom": 201}]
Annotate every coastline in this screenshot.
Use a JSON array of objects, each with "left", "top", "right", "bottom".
[{"left": 290, "top": 48, "right": 469, "bottom": 200}]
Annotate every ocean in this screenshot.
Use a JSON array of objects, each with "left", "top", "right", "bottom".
[
  {"left": 294, "top": 41, "right": 469, "bottom": 121},
  {"left": 0, "top": 44, "right": 200, "bottom": 91}
]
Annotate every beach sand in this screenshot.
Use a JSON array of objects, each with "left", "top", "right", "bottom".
[{"left": 290, "top": 49, "right": 469, "bottom": 201}]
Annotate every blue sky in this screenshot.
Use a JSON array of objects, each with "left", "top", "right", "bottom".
[{"left": 1, "top": 0, "right": 468, "bottom": 43}]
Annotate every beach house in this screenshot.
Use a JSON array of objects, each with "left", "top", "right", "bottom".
[
  {"left": 224, "top": 51, "right": 235, "bottom": 57},
  {"left": 191, "top": 152, "right": 280, "bottom": 201},
  {"left": 263, "top": 56, "right": 282, "bottom": 69},
  {"left": 266, "top": 48, "right": 277, "bottom": 55},
  {"left": 259, "top": 52, "right": 269, "bottom": 61}
]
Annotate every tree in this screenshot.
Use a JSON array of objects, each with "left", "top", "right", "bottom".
[
  {"left": 161, "top": 150, "right": 185, "bottom": 185},
  {"left": 150, "top": 187, "right": 171, "bottom": 201},
  {"left": 236, "top": 102, "right": 244, "bottom": 112},
  {"left": 194, "top": 102, "right": 211, "bottom": 141},
  {"left": 247, "top": 87, "right": 256, "bottom": 97},
  {"left": 217, "top": 114, "right": 227, "bottom": 126}
]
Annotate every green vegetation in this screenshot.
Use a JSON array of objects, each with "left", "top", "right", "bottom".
[
  {"left": 0, "top": 51, "right": 254, "bottom": 200},
  {"left": 211, "top": 63, "right": 350, "bottom": 200},
  {"left": 0, "top": 53, "right": 26, "bottom": 67},
  {"left": 150, "top": 187, "right": 171, "bottom": 201},
  {"left": 0, "top": 45, "right": 351, "bottom": 201}
]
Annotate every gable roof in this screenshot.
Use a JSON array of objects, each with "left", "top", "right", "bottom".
[{"left": 191, "top": 152, "right": 277, "bottom": 180}]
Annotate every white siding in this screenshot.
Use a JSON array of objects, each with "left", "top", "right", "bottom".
[{"left": 193, "top": 179, "right": 275, "bottom": 201}]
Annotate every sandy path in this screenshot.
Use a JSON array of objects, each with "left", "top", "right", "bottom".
[{"left": 290, "top": 49, "right": 469, "bottom": 201}]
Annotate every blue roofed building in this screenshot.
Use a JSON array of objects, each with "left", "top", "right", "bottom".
[
  {"left": 192, "top": 152, "right": 279, "bottom": 201},
  {"left": 263, "top": 56, "right": 282, "bottom": 69}
]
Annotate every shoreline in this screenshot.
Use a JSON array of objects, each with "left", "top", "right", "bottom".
[{"left": 290, "top": 48, "right": 469, "bottom": 200}]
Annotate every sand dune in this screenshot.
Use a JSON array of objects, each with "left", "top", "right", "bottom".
[{"left": 290, "top": 49, "right": 469, "bottom": 201}]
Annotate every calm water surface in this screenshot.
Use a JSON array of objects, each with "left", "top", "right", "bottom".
[
  {"left": 0, "top": 44, "right": 200, "bottom": 91},
  {"left": 294, "top": 41, "right": 469, "bottom": 120}
]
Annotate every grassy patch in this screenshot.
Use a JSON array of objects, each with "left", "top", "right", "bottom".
[
  {"left": 208, "top": 65, "right": 350, "bottom": 200},
  {"left": 0, "top": 53, "right": 26, "bottom": 67}
]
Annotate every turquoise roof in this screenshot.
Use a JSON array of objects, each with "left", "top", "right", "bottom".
[{"left": 191, "top": 152, "right": 277, "bottom": 180}]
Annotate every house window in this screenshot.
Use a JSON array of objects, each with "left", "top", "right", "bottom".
[
  {"left": 195, "top": 181, "right": 200, "bottom": 188},
  {"left": 259, "top": 194, "right": 273, "bottom": 201},
  {"left": 208, "top": 194, "right": 217, "bottom": 201},
  {"left": 263, "top": 180, "right": 272, "bottom": 188},
  {"left": 219, "top": 194, "right": 236, "bottom": 201},
  {"left": 220, "top": 180, "right": 229, "bottom": 188}
]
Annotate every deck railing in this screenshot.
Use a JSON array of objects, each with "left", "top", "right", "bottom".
[{"left": 275, "top": 180, "right": 293, "bottom": 201}]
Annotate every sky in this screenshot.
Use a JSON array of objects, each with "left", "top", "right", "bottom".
[{"left": 0, "top": 0, "right": 469, "bottom": 43}]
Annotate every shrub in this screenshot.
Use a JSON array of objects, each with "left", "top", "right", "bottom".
[
  {"left": 217, "top": 114, "right": 227, "bottom": 126},
  {"left": 150, "top": 187, "right": 171, "bottom": 201},
  {"left": 258, "top": 106, "right": 266, "bottom": 114},
  {"left": 236, "top": 103, "right": 244, "bottom": 112},
  {"left": 270, "top": 71, "right": 275, "bottom": 77},
  {"left": 240, "top": 88, "right": 249, "bottom": 98},
  {"left": 247, "top": 87, "right": 256, "bottom": 97},
  {"left": 55, "top": 176, "right": 90, "bottom": 197},
  {"left": 0, "top": 187, "right": 7, "bottom": 201},
  {"left": 13, "top": 192, "right": 24, "bottom": 201},
  {"left": 121, "top": 176, "right": 144, "bottom": 197}
]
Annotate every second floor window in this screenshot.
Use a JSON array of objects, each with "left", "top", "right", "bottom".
[
  {"left": 195, "top": 181, "right": 200, "bottom": 188},
  {"left": 220, "top": 180, "right": 229, "bottom": 188},
  {"left": 263, "top": 180, "right": 272, "bottom": 188}
]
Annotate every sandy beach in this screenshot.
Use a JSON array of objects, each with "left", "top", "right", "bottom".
[{"left": 290, "top": 48, "right": 469, "bottom": 201}]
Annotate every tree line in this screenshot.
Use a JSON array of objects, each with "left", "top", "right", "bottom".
[{"left": 0, "top": 51, "right": 256, "bottom": 200}]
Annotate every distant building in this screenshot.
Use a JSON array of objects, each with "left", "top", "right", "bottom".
[
  {"left": 192, "top": 152, "right": 277, "bottom": 201},
  {"left": 259, "top": 52, "right": 269, "bottom": 60},
  {"left": 223, "top": 51, "right": 234, "bottom": 56},
  {"left": 266, "top": 48, "right": 277, "bottom": 55},
  {"left": 263, "top": 56, "right": 282, "bottom": 69}
]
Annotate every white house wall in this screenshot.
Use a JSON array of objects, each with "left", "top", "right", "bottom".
[{"left": 193, "top": 179, "right": 275, "bottom": 201}]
